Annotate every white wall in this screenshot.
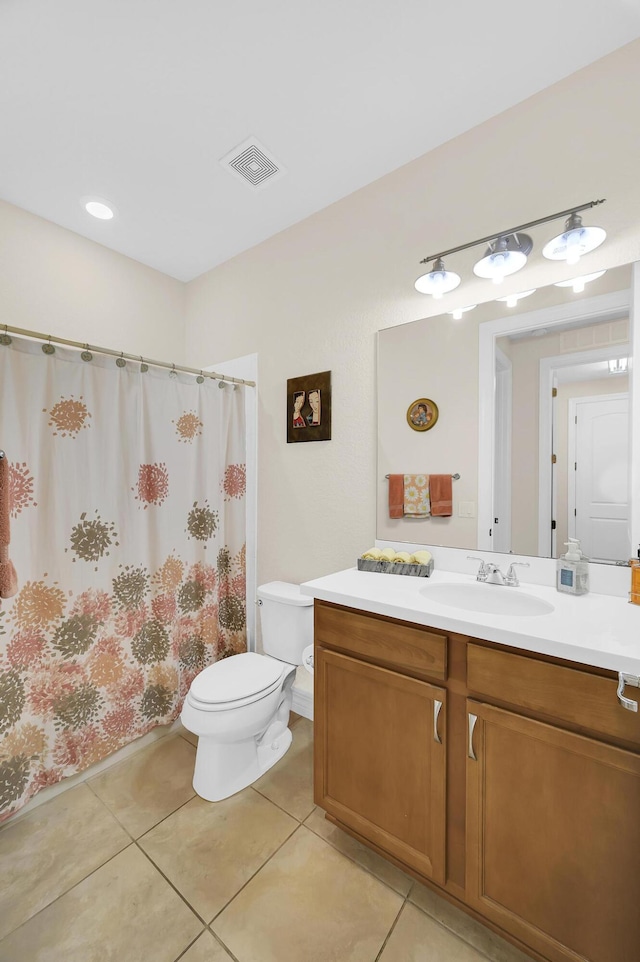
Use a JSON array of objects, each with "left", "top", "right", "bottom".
[
  {"left": 0, "top": 199, "right": 185, "bottom": 359},
  {"left": 184, "top": 40, "right": 640, "bottom": 587}
]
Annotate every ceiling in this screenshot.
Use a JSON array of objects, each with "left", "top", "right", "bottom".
[{"left": 2, "top": 1, "right": 640, "bottom": 282}]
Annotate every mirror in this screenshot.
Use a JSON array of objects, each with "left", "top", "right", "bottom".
[{"left": 377, "top": 263, "right": 635, "bottom": 564}]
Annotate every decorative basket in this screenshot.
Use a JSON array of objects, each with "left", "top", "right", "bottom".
[{"left": 357, "top": 557, "right": 434, "bottom": 578}]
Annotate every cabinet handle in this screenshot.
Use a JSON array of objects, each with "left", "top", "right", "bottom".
[
  {"left": 617, "top": 672, "right": 640, "bottom": 712},
  {"left": 433, "top": 700, "right": 443, "bottom": 744},
  {"left": 468, "top": 713, "right": 478, "bottom": 760}
]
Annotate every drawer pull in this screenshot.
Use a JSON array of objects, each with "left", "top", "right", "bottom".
[
  {"left": 617, "top": 672, "right": 640, "bottom": 712},
  {"left": 468, "top": 713, "right": 478, "bottom": 760},
  {"left": 433, "top": 700, "right": 443, "bottom": 744}
]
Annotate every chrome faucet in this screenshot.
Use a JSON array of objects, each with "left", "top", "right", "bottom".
[{"left": 467, "top": 557, "right": 530, "bottom": 587}]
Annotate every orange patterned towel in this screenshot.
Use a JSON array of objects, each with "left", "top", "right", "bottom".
[
  {"left": 0, "top": 453, "right": 18, "bottom": 599},
  {"left": 403, "top": 474, "right": 431, "bottom": 516},
  {"left": 430, "top": 474, "right": 453, "bottom": 516}
]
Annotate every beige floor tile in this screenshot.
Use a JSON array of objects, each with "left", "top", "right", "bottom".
[
  {"left": 378, "top": 902, "right": 490, "bottom": 961},
  {"left": 289, "top": 711, "right": 303, "bottom": 727},
  {"left": 213, "top": 825, "right": 403, "bottom": 962},
  {"left": 0, "top": 783, "right": 130, "bottom": 941},
  {"left": 304, "top": 806, "right": 412, "bottom": 896},
  {"left": 0, "top": 845, "right": 202, "bottom": 962},
  {"left": 139, "top": 788, "right": 297, "bottom": 921},
  {"left": 179, "top": 930, "right": 235, "bottom": 961},
  {"left": 409, "top": 882, "right": 533, "bottom": 962},
  {"left": 90, "top": 734, "right": 196, "bottom": 837},
  {"left": 252, "top": 717, "right": 314, "bottom": 821}
]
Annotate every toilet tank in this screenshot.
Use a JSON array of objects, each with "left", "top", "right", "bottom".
[{"left": 257, "top": 581, "right": 314, "bottom": 665}]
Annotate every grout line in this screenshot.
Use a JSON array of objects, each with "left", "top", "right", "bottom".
[
  {"left": 0, "top": 841, "right": 139, "bottom": 944},
  {"left": 374, "top": 893, "right": 410, "bottom": 961},
  {"left": 87, "top": 775, "right": 196, "bottom": 844},
  {"left": 301, "top": 813, "right": 413, "bottom": 900},
  {"left": 172, "top": 927, "right": 207, "bottom": 962},
  {"left": 208, "top": 822, "right": 302, "bottom": 925},
  {"left": 136, "top": 842, "right": 209, "bottom": 928},
  {"left": 205, "top": 927, "right": 243, "bottom": 962},
  {"left": 248, "top": 784, "right": 312, "bottom": 824}
]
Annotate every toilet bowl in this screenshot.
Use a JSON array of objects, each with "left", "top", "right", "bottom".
[{"left": 181, "top": 581, "right": 313, "bottom": 801}]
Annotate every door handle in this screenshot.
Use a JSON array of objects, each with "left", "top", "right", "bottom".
[
  {"left": 468, "top": 713, "right": 478, "bottom": 760},
  {"left": 433, "top": 700, "right": 443, "bottom": 744},
  {"left": 617, "top": 672, "right": 640, "bottom": 712}
]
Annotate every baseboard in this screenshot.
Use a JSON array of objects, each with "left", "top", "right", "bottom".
[{"left": 292, "top": 684, "right": 314, "bottom": 720}]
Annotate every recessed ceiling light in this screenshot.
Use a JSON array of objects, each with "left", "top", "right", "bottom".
[{"left": 84, "top": 200, "right": 114, "bottom": 220}]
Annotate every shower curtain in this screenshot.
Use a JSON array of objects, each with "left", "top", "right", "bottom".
[{"left": 0, "top": 337, "right": 247, "bottom": 820}]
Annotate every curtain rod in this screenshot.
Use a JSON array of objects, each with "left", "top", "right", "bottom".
[{"left": 0, "top": 323, "right": 256, "bottom": 387}]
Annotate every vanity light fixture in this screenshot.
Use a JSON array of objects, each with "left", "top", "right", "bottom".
[
  {"left": 608, "top": 357, "right": 628, "bottom": 375},
  {"left": 414, "top": 257, "right": 461, "bottom": 298},
  {"left": 542, "top": 212, "right": 606, "bottom": 266},
  {"left": 497, "top": 289, "right": 537, "bottom": 308},
  {"left": 473, "top": 233, "right": 532, "bottom": 285},
  {"left": 554, "top": 270, "right": 606, "bottom": 294},
  {"left": 416, "top": 199, "right": 606, "bottom": 298},
  {"left": 448, "top": 304, "right": 476, "bottom": 320}
]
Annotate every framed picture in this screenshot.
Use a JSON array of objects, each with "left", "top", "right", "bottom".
[
  {"left": 287, "top": 371, "right": 332, "bottom": 443},
  {"left": 407, "top": 397, "right": 439, "bottom": 432}
]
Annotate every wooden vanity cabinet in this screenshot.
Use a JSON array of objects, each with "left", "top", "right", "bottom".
[
  {"left": 314, "top": 602, "right": 448, "bottom": 882},
  {"left": 314, "top": 599, "right": 640, "bottom": 962}
]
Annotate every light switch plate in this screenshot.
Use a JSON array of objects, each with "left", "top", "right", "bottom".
[{"left": 459, "top": 501, "right": 476, "bottom": 518}]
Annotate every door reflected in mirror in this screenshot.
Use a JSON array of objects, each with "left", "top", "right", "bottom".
[{"left": 377, "top": 262, "right": 635, "bottom": 565}]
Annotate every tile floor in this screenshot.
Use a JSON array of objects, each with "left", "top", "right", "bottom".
[{"left": 0, "top": 715, "right": 533, "bottom": 962}]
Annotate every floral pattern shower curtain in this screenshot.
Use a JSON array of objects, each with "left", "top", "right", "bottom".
[{"left": 0, "top": 337, "right": 247, "bottom": 820}]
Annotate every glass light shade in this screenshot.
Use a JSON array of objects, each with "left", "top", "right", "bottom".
[
  {"left": 448, "top": 305, "right": 476, "bottom": 320},
  {"left": 542, "top": 213, "right": 606, "bottom": 264},
  {"left": 85, "top": 200, "right": 114, "bottom": 220},
  {"left": 554, "top": 270, "right": 606, "bottom": 294},
  {"left": 415, "top": 258, "right": 461, "bottom": 298},
  {"left": 473, "top": 247, "right": 527, "bottom": 283},
  {"left": 497, "top": 289, "right": 536, "bottom": 308}
]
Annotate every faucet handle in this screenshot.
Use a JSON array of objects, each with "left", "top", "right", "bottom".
[
  {"left": 467, "top": 556, "right": 489, "bottom": 581},
  {"left": 505, "top": 561, "right": 530, "bottom": 586}
]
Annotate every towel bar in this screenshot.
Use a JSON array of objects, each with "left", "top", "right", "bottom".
[{"left": 384, "top": 472, "right": 459, "bottom": 480}]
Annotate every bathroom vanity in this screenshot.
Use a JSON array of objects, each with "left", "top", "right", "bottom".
[{"left": 302, "top": 568, "right": 640, "bottom": 962}]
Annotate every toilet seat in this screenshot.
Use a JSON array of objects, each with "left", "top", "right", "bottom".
[{"left": 187, "top": 652, "right": 287, "bottom": 712}]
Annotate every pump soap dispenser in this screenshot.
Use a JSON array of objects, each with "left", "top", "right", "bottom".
[{"left": 556, "top": 538, "right": 589, "bottom": 595}]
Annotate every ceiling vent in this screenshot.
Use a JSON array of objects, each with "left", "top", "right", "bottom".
[{"left": 220, "top": 138, "right": 286, "bottom": 189}]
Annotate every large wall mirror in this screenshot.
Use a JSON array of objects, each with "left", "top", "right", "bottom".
[{"left": 377, "top": 262, "right": 637, "bottom": 565}]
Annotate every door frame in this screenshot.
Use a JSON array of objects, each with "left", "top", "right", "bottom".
[
  {"left": 479, "top": 289, "right": 630, "bottom": 551},
  {"left": 537, "top": 345, "right": 630, "bottom": 556}
]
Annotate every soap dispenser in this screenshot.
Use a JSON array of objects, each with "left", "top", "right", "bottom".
[{"left": 557, "top": 538, "right": 589, "bottom": 595}]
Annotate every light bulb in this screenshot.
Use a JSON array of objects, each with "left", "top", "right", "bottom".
[{"left": 572, "top": 278, "right": 585, "bottom": 293}]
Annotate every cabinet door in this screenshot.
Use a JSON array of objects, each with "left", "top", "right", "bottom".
[
  {"left": 466, "top": 699, "right": 640, "bottom": 962},
  {"left": 315, "top": 647, "right": 446, "bottom": 883}
]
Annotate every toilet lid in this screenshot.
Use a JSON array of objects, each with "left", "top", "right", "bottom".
[{"left": 190, "top": 652, "right": 285, "bottom": 705}]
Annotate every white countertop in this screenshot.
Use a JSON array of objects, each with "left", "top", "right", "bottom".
[{"left": 301, "top": 567, "right": 640, "bottom": 675}]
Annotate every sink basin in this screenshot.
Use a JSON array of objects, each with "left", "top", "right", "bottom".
[{"left": 419, "top": 582, "right": 555, "bottom": 617}]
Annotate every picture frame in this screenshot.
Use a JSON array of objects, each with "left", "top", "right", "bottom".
[
  {"left": 287, "top": 371, "right": 332, "bottom": 443},
  {"left": 406, "top": 397, "right": 438, "bottom": 432}
]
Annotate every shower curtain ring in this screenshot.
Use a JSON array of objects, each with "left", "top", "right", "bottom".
[
  {"left": 81, "top": 343, "right": 93, "bottom": 362},
  {"left": 196, "top": 370, "right": 204, "bottom": 384},
  {"left": 42, "top": 335, "right": 55, "bottom": 355},
  {"left": 139, "top": 355, "right": 149, "bottom": 373},
  {"left": 169, "top": 363, "right": 177, "bottom": 379},
  {"left": 0, "top": 324, "right": 11, "bottom": 347},
  {"left": 116, "top": 351, "right": 126, "bottom": 368}
]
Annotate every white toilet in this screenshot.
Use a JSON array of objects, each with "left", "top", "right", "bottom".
[{"left": 180, "top": 581, "right": 314, "bottom": 801}]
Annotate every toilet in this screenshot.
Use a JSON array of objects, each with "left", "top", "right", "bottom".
[{"left": 181, "top": 581, "right": 314, "bottom": 801}]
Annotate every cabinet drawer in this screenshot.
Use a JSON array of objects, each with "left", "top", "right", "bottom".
[
  {"left": 315, "top": 601, "right": 446, "bottom": 681},
  {"left": 467, "top": 643, "right": 640, "bottom": 749}
]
